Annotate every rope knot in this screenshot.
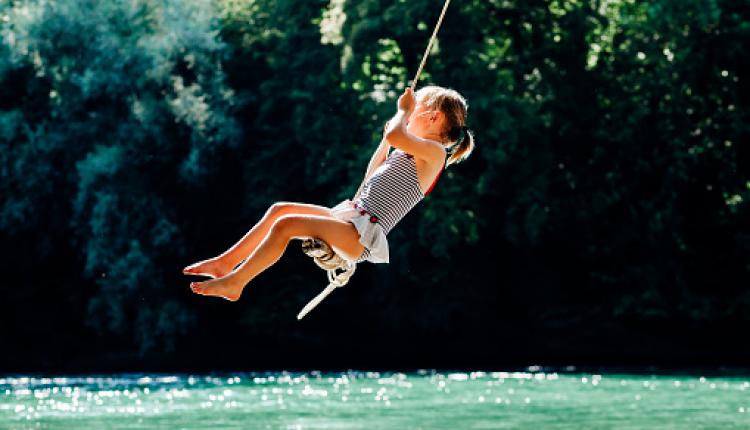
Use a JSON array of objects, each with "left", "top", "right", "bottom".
[{"left": 298, "top": 237, "right": 358, "bottom": 320}]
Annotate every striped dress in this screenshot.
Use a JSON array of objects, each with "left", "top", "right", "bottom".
[{"left": 351, "top": 148, "right": 445, "bottom": 263}]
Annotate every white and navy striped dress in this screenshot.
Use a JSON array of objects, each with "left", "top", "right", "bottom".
[{"left": 350, "top": 148, "right": 444, "bottom": 263}]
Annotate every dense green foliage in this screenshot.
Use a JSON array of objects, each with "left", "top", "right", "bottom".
[{"left": 1, "top": 0, "right": 748, "bottom": 368}]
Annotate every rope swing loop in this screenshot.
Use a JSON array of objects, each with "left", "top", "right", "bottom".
[
  {"left": 410, "top": 0, "right": 452, "bottom": 92},
  {"left": 298, "top": 238, "right": 356, "bottom": 320},
  {"left": 297, "top": 258, "right": 356, "bottom": 320}
]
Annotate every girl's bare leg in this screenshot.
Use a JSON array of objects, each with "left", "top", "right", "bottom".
[
  {"left": 183, "top": 202, "right": 334, "bottom": 278},
  {"left": 190, "top": 213, "right": 365, "bottom": 301}
]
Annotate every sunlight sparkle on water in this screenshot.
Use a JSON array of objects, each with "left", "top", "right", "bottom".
[{"left": 1, "top": 371, "right": 749, "bottom": 429}]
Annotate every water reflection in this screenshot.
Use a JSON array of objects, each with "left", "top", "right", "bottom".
[{"left": 1, "top": 371, "right": 749, "bottom": 428}]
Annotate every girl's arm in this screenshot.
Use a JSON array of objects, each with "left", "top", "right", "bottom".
[
  {"left": 384, "top": 88, "right": 445, "bottom": 163},
  {"left": 352, "top": 124, "right": 391, "bottom": 200}
]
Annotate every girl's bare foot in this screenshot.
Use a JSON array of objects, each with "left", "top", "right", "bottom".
[
  {"left": 183, "top": 257, "right": 233, "bottom": 279},
  {"left": 190, "top": 275, "right": 245, "bottom": 301}
]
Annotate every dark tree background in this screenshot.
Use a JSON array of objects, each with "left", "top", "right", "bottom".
[{"left": 1, "top": 0, "right": 748, "bottom": 372}]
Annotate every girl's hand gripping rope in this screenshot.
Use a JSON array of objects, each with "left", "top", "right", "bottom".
[{"left": 397, "top": 87, "right": 416, "bottom": 113}]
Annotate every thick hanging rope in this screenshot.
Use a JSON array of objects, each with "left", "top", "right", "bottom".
[
  {"left": 410, "top": 0, "right": 452, "bottom": 92},
  {"left": 298, "top": 238, "right": 357, "bottom": 320},
  {"left": 298, "top": 0, "right": 453, "bottom": 320}
]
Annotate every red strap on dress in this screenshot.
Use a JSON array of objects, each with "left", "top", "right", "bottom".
[{"left": 424, "top": 160, "right": 446, "bottom": 196}]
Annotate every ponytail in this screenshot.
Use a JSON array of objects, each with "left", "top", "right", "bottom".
[
  {"left": 446, "top": 128, "right": 475, "bottom": 167},
  {"left": 415, "top": 85, "right": 475, "bottom": 167}
]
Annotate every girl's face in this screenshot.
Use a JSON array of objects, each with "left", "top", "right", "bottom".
[{"left": 406, "top": 101, "right": 444, "bottom": 138}]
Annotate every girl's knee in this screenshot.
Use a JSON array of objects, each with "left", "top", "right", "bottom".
[
  {"left": 268, "top": 201, "right": 331, "bottom": 219},
  {"left": 267, "top": 202, "right": 295, "bottom": 218}
]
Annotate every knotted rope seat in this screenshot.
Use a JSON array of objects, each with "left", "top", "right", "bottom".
[
  {"left": 297, "top": 238, "right": 356, "bottom": 320},
  {"left": 297, "top": 0, "right": 452, "bottom": 320}
]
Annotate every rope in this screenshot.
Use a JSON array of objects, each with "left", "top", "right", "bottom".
[
  {"left": 299, "top": 0, "right": 453, "bottom": 320},
  {"left": 298, "top": 238, "right": 357, "bottom": 320},
  {"left": 410, "top": 0, "right": 452, "bottom": 92},
  {"left": 297, "top": 260, "right": 356, "bottom": 320}
]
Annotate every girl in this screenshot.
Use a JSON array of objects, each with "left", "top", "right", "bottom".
[{"left": 184, "top": 85, "right": 475, "bottom": 301}]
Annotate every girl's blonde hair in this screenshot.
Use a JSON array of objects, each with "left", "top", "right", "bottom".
[{"left": 415, "top": 85, "right": 475, "bottom": 167}]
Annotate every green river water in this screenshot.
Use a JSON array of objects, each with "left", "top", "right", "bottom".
[{"left": 1, "top": 370, "right": 748, "bottom": 429}]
